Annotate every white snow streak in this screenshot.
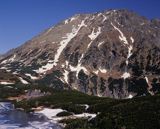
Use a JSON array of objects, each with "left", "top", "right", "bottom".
[
  {"left": 66, "top": 60, "right": 69, "bottom": 66},
  {"left": 35, "top": 19, "right": 87, "bottom": 74},
  {"left": 88, "top": 27, "right": 101, "bottom": 48},
  {"left": 19, "top": 77, "right": 29, "bottom": 84},
  {"left": 0, "top": 82, "right": 15, "bottom": 85},
  {"left": 25, "top": 73, "right": 39, "bottom": 80},
  {"left": 35, "top": 108, "right": 65, "bottom": 123},
  {"left": 53, "top": 20, "right": 87, "bottom": 66},
  {"left": 70, "top": 17, "right": 76, "bottom": 22},
  {"left": 126, "top": 45, "right": 133, "bottom": 65},
  {"left": 74, "top": 113, "right": 96, "bottom": 120},
  {"left": 8, "top": 54, "right": 16, "bottom": 62},
  {"left": 0, "top": 67, "right": 7, "bottom": 70},
  {"left": 63, "top": 70, "right": 69, "bottom": 84},
  {"left": 1, "top": 60, "right": 7, "bottom": 64},
  {"left": 126, "top": 37, "right": 134, "bottom": 65},
  {"left": 130, "top": 37, "right": 134, "bottom": 43},
  {"left": 111, "top": 22, "right": 128, "bottom": 45},
  {"left": 145, "top": 76, "right": 149, "bottom": 85},
  {"left": 84, "top": 104, "right": 89, "bottom": 110},
  {"left": 34, "top": 60, "right": 54, "bottom": 74},
  {"left": 88, "top": 27, "right": 101, "bottom": 40},
  {"left": 111, "top": 23, "right": 134, "bottom": 66},
  {"left": 102, "top": 15, "right": 107, "bottom": 22},
  {"left": 12, "top": 71, "right": 18, "bottom": 75},
  {"left": 93, "top": 68, "right": 107, "bottom": 75},
  {"left": 98, "top": 41, "right": 104, "bottom": 48},
  {"left": 1, "top": 54, "right": 16, "bottom": 64}
]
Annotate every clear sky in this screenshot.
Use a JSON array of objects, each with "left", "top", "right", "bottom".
[{"left": 0, "top": 0, "right": 160, "bottom": 54}]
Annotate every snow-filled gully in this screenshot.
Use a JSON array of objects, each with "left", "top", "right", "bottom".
[
  {"left": 62, "top": 25, "right": 102, "bottom": 82},
  {"left": 111, "top": 22, "right": 134, "bottom": 80},
  {"left": 34, "top": 20, "right": 87, "bottom": 75}
]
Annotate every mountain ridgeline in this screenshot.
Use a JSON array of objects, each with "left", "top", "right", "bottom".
[{"left": 0, "top": 9, "right": 160, "bottom": 99}]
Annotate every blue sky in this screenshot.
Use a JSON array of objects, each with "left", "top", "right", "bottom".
[{"left": 0, "top": 0, "right": 160, "bottom": 54}]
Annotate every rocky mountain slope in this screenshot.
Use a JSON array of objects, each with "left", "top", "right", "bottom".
[{"left": 0, "top": 9, "right": 160, "bottom": 98}]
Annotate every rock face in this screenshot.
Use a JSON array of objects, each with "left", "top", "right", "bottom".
[{"left": 0, "top": 9, "right": 160, "bottom": 98}]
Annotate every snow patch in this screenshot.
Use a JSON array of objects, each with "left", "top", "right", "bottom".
[
  {"left": 97, "top": 13, "right": 102, "bottom": 17},
  {"left": 88, "top": 27, "right": 101, "bottom": 41},
  {"left": 93, "top": 70, "right": 99, "bottom": 75},
  {"left": 74, "top": 113, "right": 96, "bottom": 120},
  {"left": 126, "top": 45, "right": 133, "bottom": 65},
  {"left": 130, "top": 37, "right": 134, "bottom": 43},
  {"left": 0, "top": 66, "right": 7, "bottom": 70},
  {"left": 35, "top": 108, "right": 65, "bottom": 123},
  {"left": 121, "top": 72, "right": 131, "bottom": 79},
  {"left": 145, "top": 76, "right": 149, "bottom": 85},
  {"left": 19, "top": 77, "right": 29, "bottom": 84},
  {"left": 127, "top": 46, "right": 133, "bottom": 59},
  {"left": 0, "top": 82, "right": 15, "bottom": 85},
  {"left": 88, "top": 27, "right": 101, "bottom": 48},
  {"left": 64, "top": 19, "right": 69, "bottom": 24},
  {"left": 70, "top": 17, "right": 76, "bottom": 22},
  {"left": 8, "top": 54, "right": 16, "bottom": 62},
  {"left": 65, "top": 60, "right": 69, "bottom": 67},
  {"left": 90, "top": 15, "right": 95, "bottom": 20},
  {"left": 1, "top": 54, "right": 16, "bottom": 64},
  {"left": 127, "top": 94, "right": 133, "bottom": 99},
  {"left": 34, "top": 60, "right": 54, "bottom": 74},
  {"left": 25, "top": 73, "right": 39, "bottom": 80},
  {"left": 35, "top": 107, "right": 96, "bottom": 124},
  {"left": 61, "top": 64, "right": 65, "bottom": 68},
  {"left": 93, "top": 68, "right": 107, "bottom": 74},
  {"left": 1, "top": 60, "right": 7, "bottom": 64},
  {"left": 99, "top": 68, "right": 107, "bottom": 73},
  {"left": 102, "top": 15, "right": 108, "bottom": 22},
  {"left": 63, "top": 70, "right": 69, "bottom": 84},
  {"left": 80, "top": 104, "right": 89, "bottom": 110},
  {"left": 69, "top": 65, "right": 89, "bottom": 78},
  {"left": 12, "top": 71, "right": 18, "bottom": 75},
  {"left": 6, "top": 69, "right": 11, "bottom": 72},
  {"left": 141, "top": 23, "right": 145, "bottom": 25}
]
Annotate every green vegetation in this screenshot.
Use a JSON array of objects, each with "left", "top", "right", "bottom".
[
  {"left": 0, "top": 84, "right": 160, "bottom": 129},
  {"left": 56, "top": 111, "right": 73, "bottom": 117},
  {"left": 14, "top": 89, "right": 113, "bottom": 113},
  {"left": 61, "top": 95, "right": 160, "bottom": 129},
  {"left": 61, "top": 118, "right": 97, "bottom": 129}
]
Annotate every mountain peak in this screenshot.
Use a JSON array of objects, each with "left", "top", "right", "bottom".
[{"left": 0, "top": 9, "right": 160, "bottom": 98}]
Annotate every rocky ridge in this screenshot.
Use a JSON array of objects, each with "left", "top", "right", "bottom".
[{"left": 1, "top": 9, "right": 160, "bottom": 98}]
